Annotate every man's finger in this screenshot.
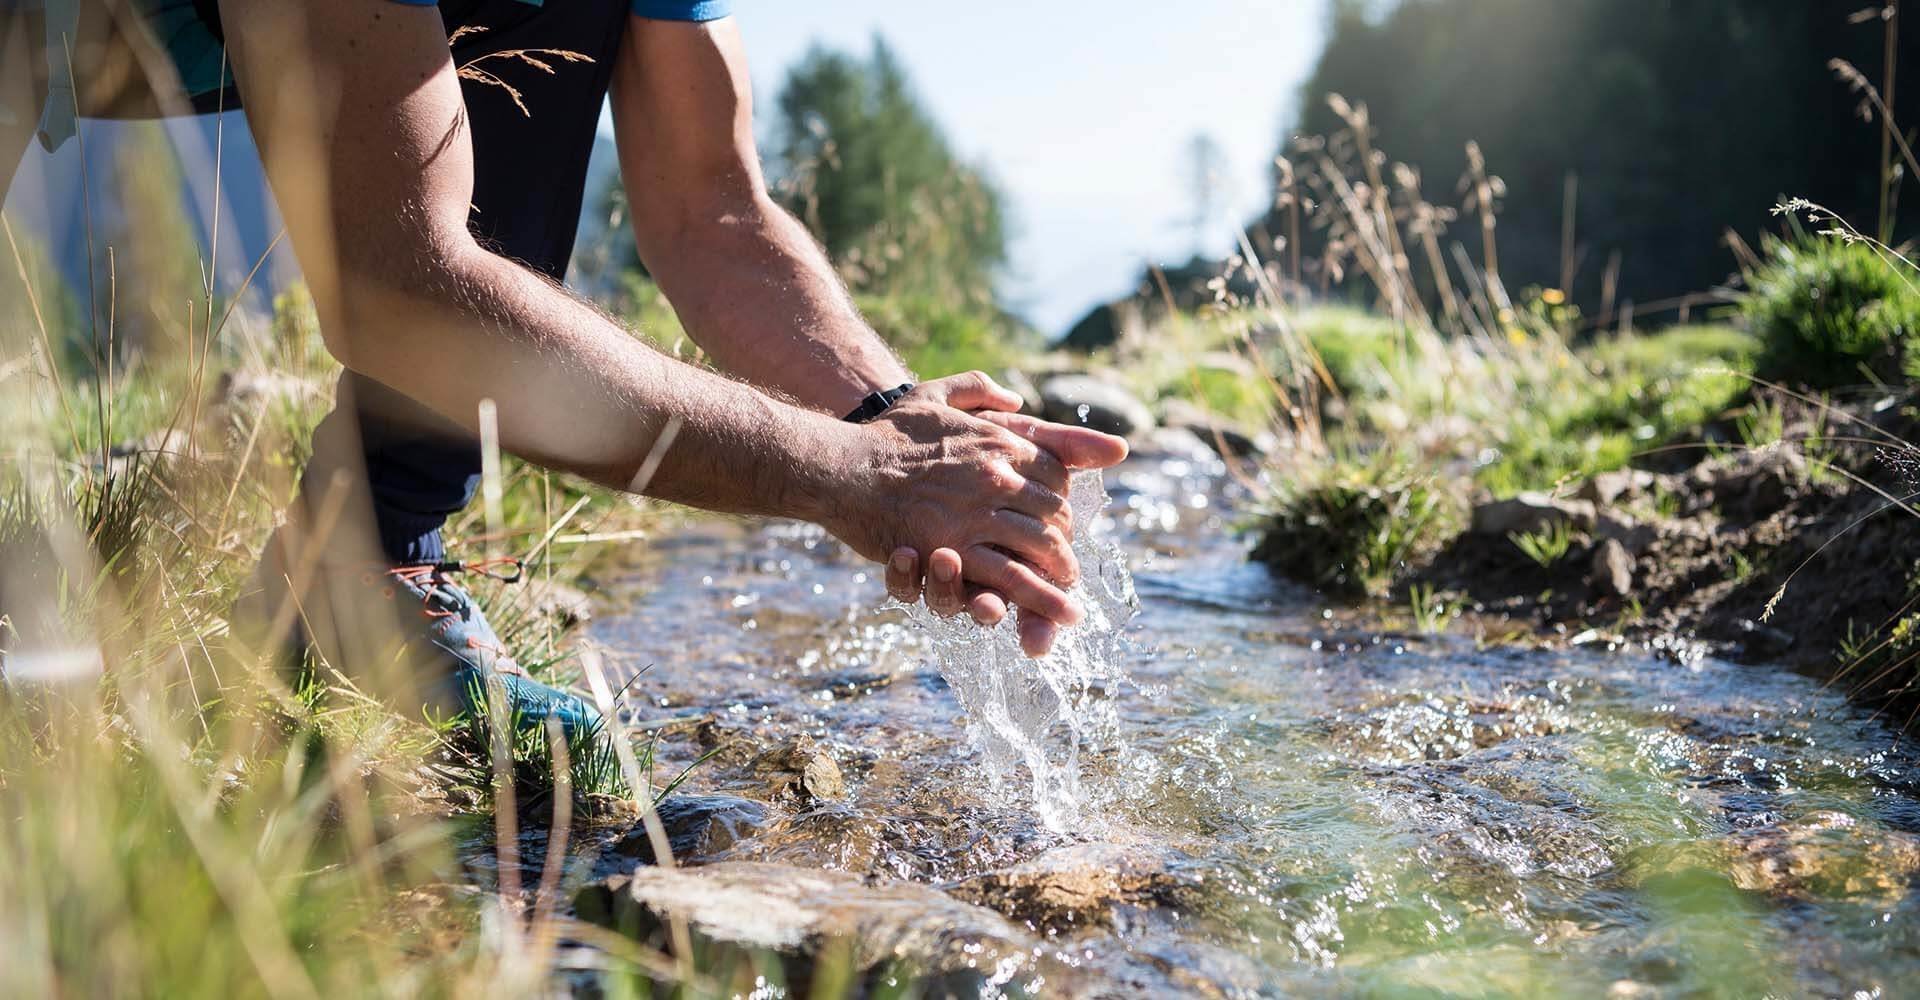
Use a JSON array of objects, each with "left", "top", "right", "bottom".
[
  {"left": 976, "top": 411, "right": 1129, "bottom": 469},
  {"left": 1000, "top": 477, "right": 1073, "bottom": 537},
  {"left": 986, "top": 508, "right": 1077, "bottom": 586},
  {"left": 1017, "top": 610, "right": 1059, "bottom": 658},
  {"left": 927, "top": 547, "right": 967, "bottom": 617},
  {"left": 1004, "top": 438, "right": 1071, "bottom": 496},
  {"left": 966, "top": 586, "right": 1008, "bottom": 627},
  {"left": 962, "top": 545, "right": 1083, "bottom": 626},
  {"left": 923, "top": 370, "right": 1023, "bottom": 413},
  {"left": 885, "top": 547, "right": 922, "bottom": 604}
]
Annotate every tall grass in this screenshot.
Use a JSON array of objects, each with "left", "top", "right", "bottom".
[{"left": 0, "top": 131, "right": 718, "bottom": 990}]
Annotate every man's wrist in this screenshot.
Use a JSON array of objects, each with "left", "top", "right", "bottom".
[{"left": 842, "top": 382, "right": 916, "bottom": 423}]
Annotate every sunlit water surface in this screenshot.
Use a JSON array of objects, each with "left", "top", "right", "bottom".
[{"left": 589, "top": 452, "right": 1920, "bottom": 997}]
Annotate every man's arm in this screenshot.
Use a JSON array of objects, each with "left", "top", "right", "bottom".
[
  {"left": 217, "top": 0, "right": 1107, "bottom": 628},
  {"left": 610, "top": 16, "right": 909, "bottom": 416}
]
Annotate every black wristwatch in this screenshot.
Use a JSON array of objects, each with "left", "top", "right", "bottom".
[{"left": 843, "top": 382, "right": 917, "bottom": 423}]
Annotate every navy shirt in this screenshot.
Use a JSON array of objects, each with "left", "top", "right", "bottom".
[{"left": 23, "top": 0, "right": 733, "bottom": 151}]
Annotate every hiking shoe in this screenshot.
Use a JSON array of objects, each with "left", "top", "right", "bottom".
[
  {"left": 384, "top": 559, "right": 603, "bottom": 736},
  {"left": 233, "top": 544, "right": 601, "bottom": 736}
]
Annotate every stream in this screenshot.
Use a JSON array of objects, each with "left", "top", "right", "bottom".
[{"left": 571, "top": 445, "right": 1920, "bottom": 997}]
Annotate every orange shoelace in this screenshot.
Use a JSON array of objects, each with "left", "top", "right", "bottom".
[{"left": 379, "top": 557, "right": 529, "bottom": 675}]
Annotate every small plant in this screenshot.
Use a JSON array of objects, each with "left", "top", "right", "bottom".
[
  {"left": 1407, "top": 582, "right": 1460, "bottom": 634},
  {"left": 1743, "top": 234, "right": 1920, "bottom": 389},
  {"left": 1736, "top": 394, "right": 1787, "bottom": 449},
  {"left": 1728, "top": 549, "right": 1756, "bottom": 585},
  {"left": 1509, "top": 519, "right": 1577, "bottom": 568},
  {"left": 1254, "top": 452, "right": 1465, "bottom": 599}
]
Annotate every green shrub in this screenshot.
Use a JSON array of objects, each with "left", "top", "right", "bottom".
[
  {"left": 1253, "top": 452, "right": 1464, "bottom": 599},
  {"left": 1477, "top": 325, "right": 1752, "bottom": 496},
  {"left": 1293, "top": 307, "right": 1408, "bottom": 400},
  {"left": 1743, "top": 236, "right": 1920, "bottom": 388},
  {"left": 857, "top": 294, "right": 1034, "bottom": 379}
]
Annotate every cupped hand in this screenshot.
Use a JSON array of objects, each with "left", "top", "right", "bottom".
[{"left": 873, "top": 398, "right": 1128, "bottom": 658}]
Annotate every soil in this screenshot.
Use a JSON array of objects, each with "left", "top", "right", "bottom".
[{"left": 1411, "top": 388, "right": 1920, "bottom": 709}]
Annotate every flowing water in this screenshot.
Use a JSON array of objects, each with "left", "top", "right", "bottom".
[{"left": 587, "top": 447, "right": 1920, "bottom": 997}]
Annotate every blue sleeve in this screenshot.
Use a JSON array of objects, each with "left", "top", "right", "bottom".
[{"left": 631, "top": 0, "right": 732, "bottom": 21}]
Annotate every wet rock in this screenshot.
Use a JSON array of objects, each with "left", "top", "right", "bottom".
[
  {"left": 944, "top": 843, "right": 1203, "bottom": 933},
  {"left": 1589, "top": 538, "right": 1635, "bottom": 598},
  {"left": 1159, "top": 397, "right": 1271, "bottom": 459},
  {"left": 1727, "top": 811, "right": 1920, "bottom": 902},
  {"left": 742, "top": 735, "right": 847, "bottom": 803},
  {"left": 1577, "top": 469, "right": 1656, "bottom": 506},
  {"left": 1132, "top": 426, "right": 1219, "bottom": 464},
  {"left": 612, "top": 793, "right": 768, "bottom": 865},
  {"left": 1038, "top": 374, "right": 1155, "bottom": 436},
  {"left": 1469, "top": 493, "right": 1596, "bottom": 536},
  {"left": 1707, "top": 618, "right": 1796, "bottom": 660},
  {"left": 574, "top": 861, "right": 1075, "bottom": 990}
]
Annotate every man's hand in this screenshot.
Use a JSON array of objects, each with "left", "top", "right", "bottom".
[{"left": 850, "top": 375, "right": 1128, "bottom": 657}]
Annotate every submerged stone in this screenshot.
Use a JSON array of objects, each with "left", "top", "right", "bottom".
[
  {"left": 612, "top": 793, "right": 768, "bottom": 865},
  {"left": 943, "top": 843, "right": 1203, "bottom": 933},
  {"left": 573, "top": 861, "right": 1082, "bottom": 991}
]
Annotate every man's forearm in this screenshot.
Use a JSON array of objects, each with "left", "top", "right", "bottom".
[
  {"left": 639, "top": 193, "right": 913, "bottom": 416},
  {"left": 330, "top": 243, "right": 849, "bottom": 519}
]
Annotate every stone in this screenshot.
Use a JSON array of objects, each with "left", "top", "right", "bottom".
[
  {"left": 1132, "top": 426, "right": 1219, "bottom": 464},
  {"left": 612, "top": 793, "right": 768, "bottom": 865},
  {"left": 741, "top": 735, "right": 847, "bottom": 803},
  {"left": 574, "top": 861, "right": 1084, "bottom": 990},
  {"left": 943, "top": 843, "right": 1202, "bottom": 933},
  {"left": 1589, "top": 538, "right": 1634, "bottom": 598},
  {"left": 1726, "top": 811, "right": 1920, "bottom": 903},
  {"left": 1577, "top": 469, "right": 1657, "bottom": 506},
  {"left": 1592, "top": 512, "right": 1660, "bottom": 557},
  {"left": 1469, "top": 493, "right": 1597, "bottom": 536},
  {"left": 1038, "top": 374, "right": 1156, "bottom": 437},
  {"left": 1159, "top": 397, "right": 1270, "bottom": 459}
]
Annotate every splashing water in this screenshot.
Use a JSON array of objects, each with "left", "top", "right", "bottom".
[{"left": 902, "top": 470, "right": 1139, "bottom": 830}]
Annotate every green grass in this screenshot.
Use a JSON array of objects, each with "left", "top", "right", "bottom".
[
  {"left": 0, "top": 278, "right": 735, "bottom": 995},
  {"left": 1252, "top": 450, "right": 1465, "bottom": 599}
]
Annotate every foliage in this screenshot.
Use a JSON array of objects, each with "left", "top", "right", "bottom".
[
  {"left": 1252, "top": 451, "right": 1464, "bottom": 599},
  {"left": 0, "top": 284, "right": 697, "bottom": 995},
  {"left": 1285, "top": 0, "right": 1916, "bottom": 315},
  {"left": 856, "top": 293, "right": 1035, "bottom": 380},
  {"left": 1509, "top": 519, "right": 1576, "bottom": 568},
  {"left": 1743, "top": 235, "right": 1920, "bottom": 389},
  {"left": 769, "top": 38, "right": 1009, "bottom": 309}
]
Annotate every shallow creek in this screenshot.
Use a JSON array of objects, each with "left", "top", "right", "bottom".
[{"left": 560, "top": 448, "right": 1920, "bottom": 997}]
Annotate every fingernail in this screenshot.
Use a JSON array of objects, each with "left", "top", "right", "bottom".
[
  {"left": 934, "top": 561, "right": 957, "bottom": 582},
  {"left": 891, "top": 552, "right": 913, "bottom": 573}
]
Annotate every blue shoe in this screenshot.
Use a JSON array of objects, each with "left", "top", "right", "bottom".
[
  {"left": 380, "top": 559, "right": 603, "bottom": 736},
  {"left": 234, "top": 544, "right": 601, "bottom": 737}
]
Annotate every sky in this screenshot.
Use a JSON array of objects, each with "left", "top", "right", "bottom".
[{"left": 702, "top": 1, "right": 1326, "bottom": 333}]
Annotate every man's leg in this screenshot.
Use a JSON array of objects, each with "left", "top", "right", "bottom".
[
  {"left": 303, "top": 0, "right": 630, "bottom": 567},
  {"left": 260, "top": 0, "right": 628, "bottom": 727}
]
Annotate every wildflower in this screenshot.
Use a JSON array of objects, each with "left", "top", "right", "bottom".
[{"left": 1541, "top": 288, "right": 1566, "bottom": 306}]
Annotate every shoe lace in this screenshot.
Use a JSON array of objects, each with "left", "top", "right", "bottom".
[{"left": 385, "top": 556, "right": 525, "bottom": 620}]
